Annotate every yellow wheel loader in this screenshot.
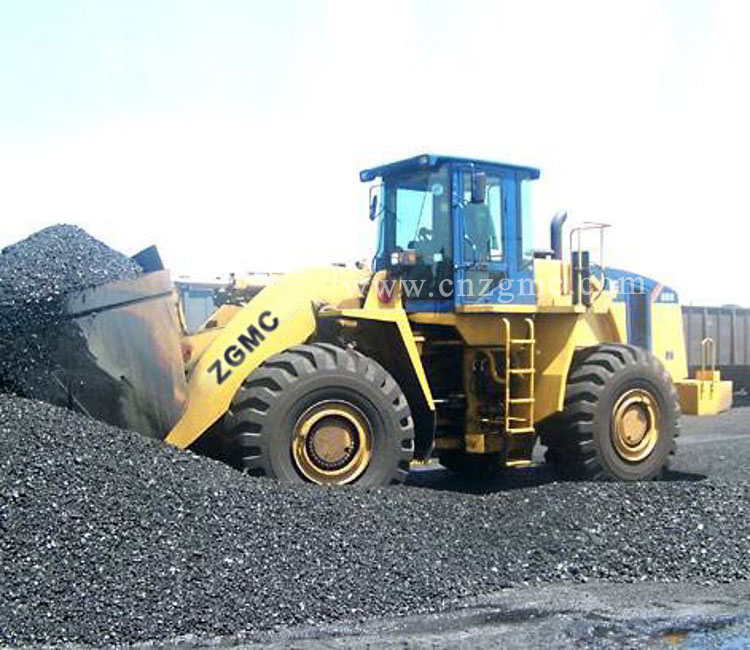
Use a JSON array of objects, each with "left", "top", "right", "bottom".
[{"left": 49, "top": 154, "right": 732, "bottom": 486}]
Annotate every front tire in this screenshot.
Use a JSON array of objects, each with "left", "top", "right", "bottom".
[
  {"left": 222, "top": 343, "right": 415, "bottom": 486},
  {"left": 544, "top": 344, "right": 680, "bottom": 481}
]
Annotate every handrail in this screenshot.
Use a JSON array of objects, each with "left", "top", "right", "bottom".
[
  {"left": 701, "top": 337, "right": 716, "bottom": 375},
  {"left": 502, "top": 317, "right": 511, "bottom": 433},
  {"left": 524, "top": 317, "right": 535, "bottom": 427},
  {"left": 569, "top": 221, "right": 611, "bottom": 304}
]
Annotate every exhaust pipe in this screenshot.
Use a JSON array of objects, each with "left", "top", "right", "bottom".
[{"left": 550, "top": 211, "right": 568, "bottom": 260}]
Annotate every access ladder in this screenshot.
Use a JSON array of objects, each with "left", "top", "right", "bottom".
[{"left": 501, "top": 317, "right": 536, "bottom": 465}]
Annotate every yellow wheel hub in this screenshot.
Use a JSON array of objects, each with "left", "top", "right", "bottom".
[
  {"left": 291, "top": 401, "right": 373, "bottom": 484},
  {"left": 611, "top": 388, "right": 661, "bottom": 462}
]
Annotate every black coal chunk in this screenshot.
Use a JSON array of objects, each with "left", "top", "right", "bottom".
[
  {"left": 1, "top": 395, "right": 749, "bottom": 647},
  {"left": 0, "top": 224, "right": 141, "bottom": 398}
]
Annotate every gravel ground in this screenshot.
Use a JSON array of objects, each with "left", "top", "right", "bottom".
[
  {"left": 671, "top": 409, "right": 750, "bottom": 482},
  {"left": 1, "top": 395, "right": 749, "bottom": 648},
  {"left": 0, "top": 224, "right": 141, "bottom": 398}
]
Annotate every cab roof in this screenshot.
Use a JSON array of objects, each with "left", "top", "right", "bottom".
[{"left": 359, "top": 154, "right": 541, "bottom": 182}]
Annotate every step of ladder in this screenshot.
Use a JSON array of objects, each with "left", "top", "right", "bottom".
[
  {"left": 509, "top": 368, "right": 534, "bottom": 375},
  {"left": 506, "top": 459, "right": 533, "bottom": 467},
  {"left": 506, "top": 426, "right": 535, "bottom": 434},
  {"left": 508, "top": 397, "right": 535, "bottom": 404}
]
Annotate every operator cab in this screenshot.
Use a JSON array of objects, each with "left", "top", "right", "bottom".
[{"left": 361, "top": 154, "right": 540, "bottom": 310}]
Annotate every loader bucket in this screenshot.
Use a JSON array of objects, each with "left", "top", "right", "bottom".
[{"left": 46, "top": 270, "right": 188, "bottom": 439}]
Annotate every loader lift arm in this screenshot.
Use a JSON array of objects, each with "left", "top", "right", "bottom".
[{"left": 165, "top": 267, "right": 436, "bottom": 454}]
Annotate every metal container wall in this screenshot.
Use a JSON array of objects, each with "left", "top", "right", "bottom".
[{"left": 683, "top": 305, "right": 750, "bottom": 391}]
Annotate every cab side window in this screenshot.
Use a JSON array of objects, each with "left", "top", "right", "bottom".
[
  {"left": 486, "top": 183, "right": 503, "bottom": 261},
  {"left": 519, "top": 179, "right": 534, "bottom": 269}
]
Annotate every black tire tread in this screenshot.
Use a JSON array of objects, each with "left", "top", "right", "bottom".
[
  {"left": 222, "top": 343, "right": 415, "bottom": 485},
  {"left": 545, "top": 344, "right": 680, "bottom": 481}
]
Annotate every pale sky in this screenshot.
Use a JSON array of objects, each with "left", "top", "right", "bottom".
[{"left": 1, "top": 0, "right": 748, "bottom": 304}]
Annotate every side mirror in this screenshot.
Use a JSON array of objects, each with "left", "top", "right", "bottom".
[
  {"left": 471, "top": 171, "right": 486, "bottom": 204},
  {"left": 369, "top": 184, "right": 382, "bottom": 221}
]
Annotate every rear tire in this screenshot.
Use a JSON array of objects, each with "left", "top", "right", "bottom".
[
  {"left": 544, "top": 344, "right": 680, "bottom": 481},
  {"left": 222, "top": 343, "right": 415, "bottom": 486}
]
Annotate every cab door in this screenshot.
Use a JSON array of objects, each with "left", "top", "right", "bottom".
[{"left": 454, "top": 169, "right": 535, "bottom": 307}]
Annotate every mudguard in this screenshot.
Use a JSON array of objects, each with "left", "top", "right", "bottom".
[{"left": 165, "top": 267, "right": 369, "bottom": 449}]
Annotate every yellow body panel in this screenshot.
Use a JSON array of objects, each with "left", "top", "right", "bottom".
[
  {"left": 534, "top": 309, "right": 626, "bottom": 419},
  {"left": 610, "top": 301, "right": 628, "bottom": 348},
  {"left": 166, "top": 267, "right": 369, "bottom": 449},
  {"left": 533, "top": 258, "right": 574, "bottom": 307},
  {"left": 650, "top": 303, "right": 689, "bottom": 380},
  {"left": 325, "top": 271, "right": 436, "bottom": 410},
  {"left": 454, "top": 303, "right": 588, "bottom": 314},
  {"left": 334, "top": 305, "right": 436, "bottom": 410},
  {"left": 676, "top": 379, "right": 733, "bottom": 415},
  {"left": 696, "top": 369, "right": 722, "bottom": 382},
  {"left": 407, "top": 285, "right": 627, "bottom": 422}
]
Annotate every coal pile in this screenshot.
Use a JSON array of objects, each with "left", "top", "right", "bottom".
[
  {"left": 0, "top": 224, "right": 141, "bottom": 398},
  {"left": 1, "top": 395, "right": 749, "bottom": 647}
]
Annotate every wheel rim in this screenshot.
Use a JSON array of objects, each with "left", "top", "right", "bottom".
[
  {"left": 611, "top": 388, "right": 661, "bottom": 462},
  {"left": 291, "top": 400, "right": 373, "bottom": 484}
]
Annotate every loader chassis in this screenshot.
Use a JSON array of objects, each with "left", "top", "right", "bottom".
[{"left": 165, "top": 154, "right": 731, "bottom": 485}]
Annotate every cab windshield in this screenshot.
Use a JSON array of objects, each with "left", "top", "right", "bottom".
[
  {"left": 378, "top": 167, "right": 452, "bottom": 262},
  {"left": 374, "top": 165, "right": 453, "bottom": 297}
]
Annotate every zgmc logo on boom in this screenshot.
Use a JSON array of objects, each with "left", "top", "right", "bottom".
[{"left": 207, "top": 310, "right": 279, "bottom": 385}]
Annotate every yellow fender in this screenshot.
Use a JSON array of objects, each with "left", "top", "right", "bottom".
[{"left": 165, "top": 267, "right": 369, "bottom": 449}]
